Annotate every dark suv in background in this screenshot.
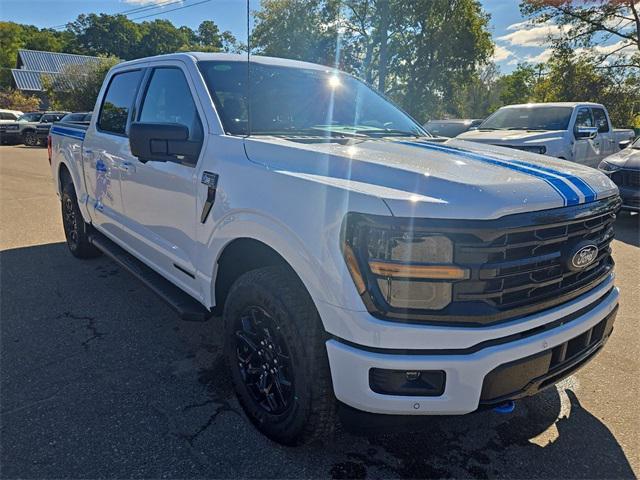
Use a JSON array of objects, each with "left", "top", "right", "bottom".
[{"left": 0, "top": 111, "right": 67, "bottom": 146}]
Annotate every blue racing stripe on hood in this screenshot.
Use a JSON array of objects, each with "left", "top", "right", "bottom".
[
  {"left": 413, "top": 140, "right": 597, "bottom": 203},
  {"left": 396, "top": 140, "right": 580, "bottom": 206},
  {"left": 508, "top": 160, "right": 597, "bottom": 202}
]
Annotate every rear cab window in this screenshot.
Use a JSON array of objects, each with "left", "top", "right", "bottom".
[{"left": 97, "top": 70, "right": 143, "bottom": 136}]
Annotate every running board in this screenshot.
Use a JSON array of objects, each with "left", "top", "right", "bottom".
[{"left": 89, "top": 233, "right": 210, "bottom": 322}]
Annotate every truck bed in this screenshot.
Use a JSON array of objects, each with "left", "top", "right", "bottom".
[{"left": 50, "top": 121, "right": 89, "bottom": 140}]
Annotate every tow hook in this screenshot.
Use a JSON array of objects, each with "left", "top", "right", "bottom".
[{"left": 493, "top": 400, "right": 516, "bottom": 414}]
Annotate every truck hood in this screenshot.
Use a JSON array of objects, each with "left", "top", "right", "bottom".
[
  {"left": 243, "top": 136, "right": 617, "bottom": 220},
  {"left": 456, "top": 129, "right": 565, "bottom": 144},
  {"left": 602, "top": 146, "right": 640, "bottom": 169}
]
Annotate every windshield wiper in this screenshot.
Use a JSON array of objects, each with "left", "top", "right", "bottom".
[{"left": 351, "top": 127, "right": 423, "bottom": 138}]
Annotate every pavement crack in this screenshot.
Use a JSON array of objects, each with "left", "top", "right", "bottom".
[
  {"left": 179, "top": 399, "right": 240, "bottom": 446},
  {"left": 57, "top": 311, "right": 106, "bottom": 350}
]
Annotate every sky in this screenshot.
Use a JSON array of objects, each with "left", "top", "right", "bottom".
[{"left": 0, "top": 0, "right": 628, "bottom": 74}]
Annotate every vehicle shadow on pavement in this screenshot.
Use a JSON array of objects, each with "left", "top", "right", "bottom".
[{"left": 0, "top": 242, "right": 635, "bottom": 479}]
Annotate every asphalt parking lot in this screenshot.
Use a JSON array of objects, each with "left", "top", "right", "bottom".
[{"left": 1, "top": 145, "right": 638, "bottom": 479}]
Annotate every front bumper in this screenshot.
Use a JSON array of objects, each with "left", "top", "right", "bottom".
[
  {"left": 618, "top": 185, "right": 639, "bottom": 211},
  {"left": 0, "top": 131, "right": 21, "bottom": 143},
  {"left": 326, "top": 283, "right": 618, "bottom": 415}
]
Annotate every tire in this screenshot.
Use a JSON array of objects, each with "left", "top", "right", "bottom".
[
  {"left": 61, "top": 180, "right": 101, "bottom": 259},
  {"left": 223, "top": 266, "right": 336, "bottom": 445},
  {"left": 23, "top": 131, "right": 38, "bottom": 147}
]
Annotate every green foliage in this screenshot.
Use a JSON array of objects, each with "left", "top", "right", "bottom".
[
  {"left": 252, "top": 0, "right": 344, "bottom": 66},
  {"left": 496, "top": 64, "right": 539, "bottom": 105},
  {"left": 43, "top": 57, "right": 120, "bottom": 112},
  {"left": 252, "top": 0, "right": 494, "bottom": 122},
  {"left": 0, "top": 89, "right": 40, "bottom": 111},
  {"left": 0, "top": 22, "right": 74, "bottom": 89}
]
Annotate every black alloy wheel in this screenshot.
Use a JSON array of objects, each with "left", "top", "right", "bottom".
[
  {"left": 234, "top": 305, "right": 294, "bottom": 415},
  {"left": 62, "top": 194, "right": 80, "bottom": 251}
]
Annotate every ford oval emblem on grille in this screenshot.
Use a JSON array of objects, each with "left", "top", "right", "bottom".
[{"left": 569, "top": 244, "right": 599, "bottom": 271}]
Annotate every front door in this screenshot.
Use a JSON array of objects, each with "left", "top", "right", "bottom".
[
  {"left": 119, "top": 64, "right": 206, "bottom": 300},
  {"left": 572, "top": 107, "right": 600, "bottom": 167}
]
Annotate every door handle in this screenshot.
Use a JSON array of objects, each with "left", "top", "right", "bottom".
[{"left": 119, "top": 162, "right": 135, "bottom": 173}]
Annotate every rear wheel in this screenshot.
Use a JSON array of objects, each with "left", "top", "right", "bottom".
[
  {"left": 23, "top": 131, "right": 38, "bottom": 147},
  {"left": 61, "top": 180, "right": 101, "bottom": 259},
  {"left": 223, "top": 266, "right": 336, "bottom": 445}
]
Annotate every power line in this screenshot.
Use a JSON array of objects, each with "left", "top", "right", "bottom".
[
  {"left": 48, "top": 0, "right": 196, "bottom": 30},
  {"left": 129, "top": 0, "right": 212, "bottom": 21}
]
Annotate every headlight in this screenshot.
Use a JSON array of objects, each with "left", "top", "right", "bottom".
[
  {"left": 341, "top": 214, "right": 469, "bottom": 312},
  {"left": 509, "top": 145, "right": 547, "bottom": 155},
  {"left": 598, "top": 161, "right": 621, "bottom": 173}
]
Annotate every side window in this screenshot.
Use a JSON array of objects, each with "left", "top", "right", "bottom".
[
  {"left": 574, "top": 107, "right": 593, "bottom": 132},
  {"left": 138, "top": 67, "right": 203, "bottom": 141},
  {"left": 592, "top": 108, "right": 609, "bottom": 133},
  {"left": 98, "top": 70, "right": 143, "bottom": 135},
  {"left": 42, "top": 114, "right": 64, "bottom": 123}
]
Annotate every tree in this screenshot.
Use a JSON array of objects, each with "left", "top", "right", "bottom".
[
  {"left": 138, "top": 20, "right": 189, "bottom": 57},
  {"left": 521, "top": 0, "right": 640, "bottom": 70},
  {"left": 252, "top": 0, "right": 345, "bottom": 66},
  {"left": 531, "top": 47, "right": 640, "bottom": 127},
  {"left": 496, "top": 64, "right": 539, "bottom": 105},
  {"left": 67, "top": 14, "right": 142, "bottom": 60},
  {"left": 43, "top": 57, "right": 120, "bottom": 111},
  {"left": 0, "top": 89, "right": 40, "bottom": 112},
  {"left": 252, "top": 0, "right": 493, "bottom": 121},
  {"left": 0, "top": 22, "right": 24, "bottom": 89}
]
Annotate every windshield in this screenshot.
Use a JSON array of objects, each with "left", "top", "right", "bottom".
[
  {"left": 633, "top": 137, "right": 640, "bottom": 149},
  {"left": 198, "top": 61, "right": 426, "bottom": 138},
  {"left": 424, "top": 122, "right": 471, "bottom": 138},
  {"left": 17, "top": 113, "right": 43, "bottom": 123},
  {"left": 480, "top": 106, "right": 573, "bottom": 131}
]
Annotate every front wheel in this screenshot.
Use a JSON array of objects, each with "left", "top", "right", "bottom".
[
  {"left": 223, "top": 266, "right": 336, "bottom": 445},
  {"left": 23, "top": 131, "right": 39, "bottom": 147}
]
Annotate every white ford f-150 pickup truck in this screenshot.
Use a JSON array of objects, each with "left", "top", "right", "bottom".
[
  {"left": 457, "top": 102, "right": 635, "bottom": 168},
  {"left": 50, "top": 53, "right": 621, "bottom": 445}
]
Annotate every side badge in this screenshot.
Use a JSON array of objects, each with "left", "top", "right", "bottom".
[{"left": 200, "top": 172, "right": 219, "bottom": 224}]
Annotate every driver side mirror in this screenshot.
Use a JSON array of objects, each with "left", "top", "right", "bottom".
[
  {"left": 618, "top": 139, "right": 632, "bottom": 150},
  {"left": 129, "top": 122, "right": 201, "bottom": 166},
  {"left": 575, "top": 126, "right": 598, "bottom": 140}
]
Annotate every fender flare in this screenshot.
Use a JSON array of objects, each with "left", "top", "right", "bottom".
[
  {"left": 202, "top": 210, "right": 348, "bottom": 315},
  {"left": 56, "top": 159, "right": 92, "bottom": 224}
]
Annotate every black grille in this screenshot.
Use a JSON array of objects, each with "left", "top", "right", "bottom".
[
  {"left": 610, "top": 169, "right": 640, "bottom": 188},
  {"left": 453, "top": 204, "right": 616, "bottom": 314}
]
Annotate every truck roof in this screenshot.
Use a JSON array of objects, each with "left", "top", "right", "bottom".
[
  {"left": 501, "top": 102, "right": 604, "bottom": 109},
  {"left": 112, "top": 52, "right": 336, "bottom": 72}
]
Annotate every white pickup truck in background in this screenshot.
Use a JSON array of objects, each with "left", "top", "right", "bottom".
[
  {"left": 457, "top": 102, "right": 635, "bottom": 168},
  {"left": 50, "top": 53, "right": 621, "bottom": 445}
]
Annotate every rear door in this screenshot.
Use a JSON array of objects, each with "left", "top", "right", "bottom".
[
  {"left": 118, "top": 62, "right": 206, "bottom": 299},
  {"left": 82, "top": 68, "right": 144, "bottom": 237},
  {"left": 572, "top": 107, "right": 599, "bottom": 167}
]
